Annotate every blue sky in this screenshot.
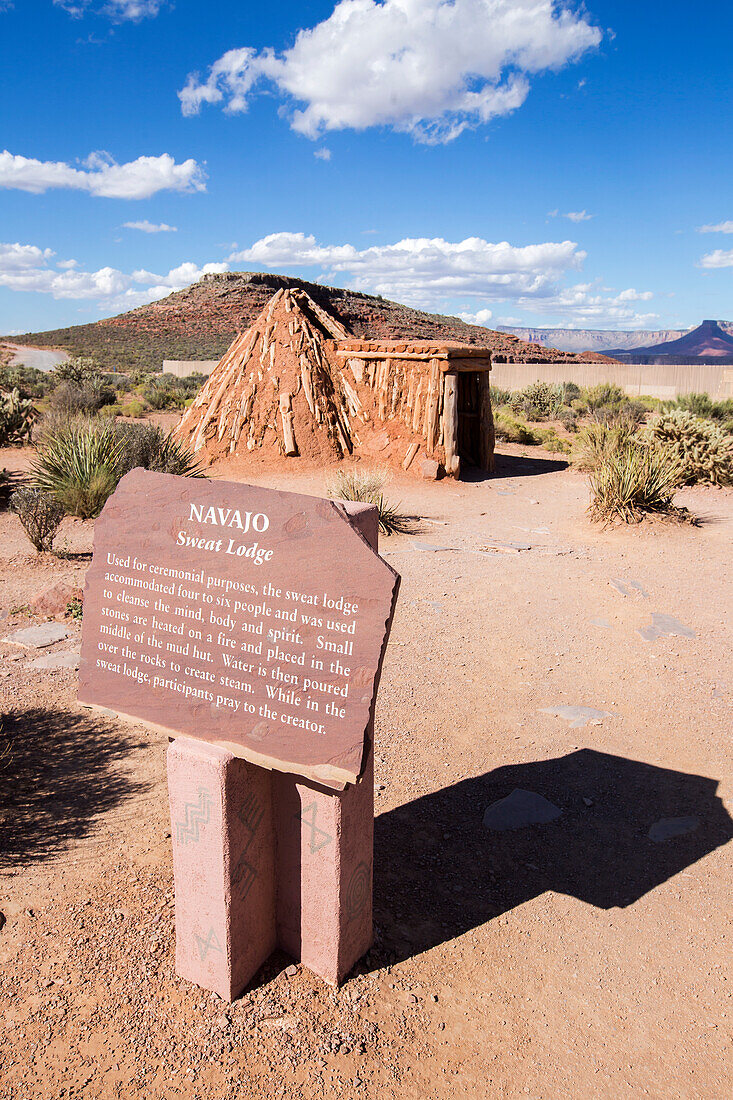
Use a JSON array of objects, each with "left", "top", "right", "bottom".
[{"left": 1, "top": 0, "right": 731, "bottom": 336}]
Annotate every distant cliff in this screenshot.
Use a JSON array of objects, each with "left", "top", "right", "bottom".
[{"left": 500, "top": 321, "right": 733, "bottom": 358}]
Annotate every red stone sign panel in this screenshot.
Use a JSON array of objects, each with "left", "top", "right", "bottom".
[{"left": 78, "top": 470, "right": 399, "bottom": 788}]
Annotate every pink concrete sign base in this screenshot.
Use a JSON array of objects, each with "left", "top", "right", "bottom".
[
  {"left": 167, "top": 733, "right": 373, "bottom": 997},
  {"left": 167, "top": 503, "right": 378, "bottom": 998}
]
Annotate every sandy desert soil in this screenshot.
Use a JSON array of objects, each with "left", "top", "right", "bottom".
[{"left": 0, "top": 444, "right": 731, "bottom": 1100}]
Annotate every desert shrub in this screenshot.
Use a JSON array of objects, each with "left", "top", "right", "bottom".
[
  {"left": 107, "top": 374, "right": 132, "bottom": 394},
  {"left": 49, "top": 377, "right": 116, "bottom": 416},
  {"left": 574, "top": 421, "right": 635, "bottom": 471},
  {"left": 119, "top": 399, "right": 146, "bottom": 418},
  {"left": 647, "top": 410, "right": 733, "bottom": 486},
  {"left": 558, "top": 381, "right": 582, "bottom": 405},
  {"left": 673, "top": 392, "right": 733, "bottom": 422},
  {"left": 509, "top": 381, "right": 561, "bottom": 420},
  {"left": 30, "top": 421, "right": 125, "bottom": 519},
  {"left": 534, "top": 427, "right": 572, "bottom": 454},
  {"left": 0, "top": 364, "right": 51, "bottom": 400},
  {"left": 98, "top": 404, "right": 120, "bottom": 419},
  {"left": 558, "top": 406, "right": 579, "bottom": 432},
  {"left": 53, "top": 356, "right": 102, "bottom": 385},
  {"left": 493, "top": 411, "right": 542, "bottom": 445},
  {"left": 10, "top": 487, "right": 65, "bottom": 551},
  {"left": 0, "top": 388, "right": 36, "bottom": 445},
  {"left": 326, "top": 469, "right": 407, "bottom": 535},
  {"left": 490, "top": 385, "right": 512, "bottom": 406},
  {"left": 141, "top": 373, "right": 205, "bottom": 411},
  {"left": 583, "top": 382, "right": 626, "bottom": 411},
  {"left": 113, "top": 422, "right": 205, "bottom": 478},
  {"left": 588, "top": 440, "right": 683, "bottom": 524}
]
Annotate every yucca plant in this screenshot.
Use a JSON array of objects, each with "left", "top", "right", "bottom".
[
  {"left": 573, "top": 421, "right": 634, "bottom": 471},
  {"left": 647, "top": 410, "right": 733, "bottom": 486},
  {"left": 326, "top": 468, "right": 408, "bottom": 535},
  {"left": 31, "top": 421, "right": 125, "bottom": 519},
  {"left": 588, "top": 440, "right": 683, "bottom": 524}
]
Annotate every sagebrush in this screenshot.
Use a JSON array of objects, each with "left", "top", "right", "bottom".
[{"left": 11, "top": 487, "right": 65, "bottom": 551}]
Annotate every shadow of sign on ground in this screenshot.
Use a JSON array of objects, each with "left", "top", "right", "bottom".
[
  {"left": 0, "top": 708, "right": 150, "bottom": 867},
  {"left": 371, "top": 749, "right": 733, "bottom": 966}
]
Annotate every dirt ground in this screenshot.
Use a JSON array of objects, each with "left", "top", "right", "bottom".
[{"left": 1, "top": 443, "right": 731, "bottom": 1100}]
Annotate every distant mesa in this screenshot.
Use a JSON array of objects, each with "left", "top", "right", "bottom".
[
  {"left": 501, "top": 319, "right": 733, "bottom": 364},
  {"left": 606, "top": 320, "right": 733, "bottom": 362}
]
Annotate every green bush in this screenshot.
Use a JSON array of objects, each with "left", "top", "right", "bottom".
[
  {"left": 326, "top": 468, "right": 408, "bottom": 535},
  {"left": 558, "top": 381, "right": 582, "bottom": 405},
  {"left": 647, "top": 411, "right": 733, "bottom": 486},
  {"left": 509, "top": 380, "right": 561, "bottom": 421},
  {"left": 588, "top": 440, "right": 683, "bottom": 524},
  {"left": 120, "top": 399, "right": 146, "bottom": 418},
  {"left": 673, "top": 392, "right": 733, "bottom": 422},
  {"left": 0, "top": 388, "right": 36, "bottom": 446},
  {"left": 10, "top": 487, "right": 65, "bottom": 551},
  {"left": 533, "top": 427, "right": 572, "bottom": 454},
  {"left": 582, "top": 382, "right": 627, "bottom": 412},
  {"left": 493, "top": 411, "right": 542, "bottom": 445},
  {"left": 140, "top": 373, "right": 206, "bottom": 411},
  {"left": 98, "top": 404, "right": 120, "bottom": 419}
]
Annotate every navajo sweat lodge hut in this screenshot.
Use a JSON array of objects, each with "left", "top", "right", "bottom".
[{"left": 175, "top": 287, "right": 494, "bottom": 478}]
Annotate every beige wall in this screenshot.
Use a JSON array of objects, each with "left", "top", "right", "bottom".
[
  {"left": 162, "top": 360, "right": 218, "bottom": 378},
  {"left": 490, "top": 361, "right": 733, "bottom": 400}
]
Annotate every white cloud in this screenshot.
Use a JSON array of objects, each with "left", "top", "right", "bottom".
[
  {"left": 54, "top": 1, "right": 165, "bottom": 20},
  {"left": 123, "top": 220, "right": 178, "bottom": 233},
  {"left": 314, "top": 148, "right": 332, "bottom": 161},
  {"left": 0, "top": 239, "right": 227, "bottom": 310},
  {"left": 697, "top": 221, "right": 733, "bottom": 235},
  {"left": 512, "top": 284, "right": 658, "bottom": 327},
  {"left": 699, "top": 248, "right": 733, "bottom": 269},
  {"left": 457, "top": 308, "right": 493, "bottom": 326},
  {"left": 0, "top": 150, "right": 205, "bottom": 199},
  {"left": 179, "top": 0, "right": 601, "bottom": 143},
  {"left": 548, "top": 209, "right": 594, "bottom": 221},
  {"left": 230, "top": 231, "right": 586, "bottom": 305}
]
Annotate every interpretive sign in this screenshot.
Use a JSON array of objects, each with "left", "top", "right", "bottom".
[{"left": 78, "top": 469, "right": 399, "bottom": 787}]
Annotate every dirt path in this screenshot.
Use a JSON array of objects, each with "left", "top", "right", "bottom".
[
  {"left": 2, "top": 344, "right": 70, "bottom": 373},
  {"left": 1, "top": 447, "right": 731, "bottom": 1100}
]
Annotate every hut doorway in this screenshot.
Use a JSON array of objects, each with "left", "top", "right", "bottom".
[
  {"left": 456, "top": 372, "right": 481, "bottom": 468},
  {"left": 444, "top": 369, "right": 493, "bottom": 477}
]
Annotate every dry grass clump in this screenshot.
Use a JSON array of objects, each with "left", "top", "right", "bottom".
[{"left": 326, "top": 469, "right": 409, "bottom": 536}]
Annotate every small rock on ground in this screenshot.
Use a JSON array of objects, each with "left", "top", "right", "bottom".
[
  {"left": 3, "top": 622, "right": 69, "bottom": 649},
  {"left": 29, "top": 649, "right": 81, "bottom": 671},
  {"left": 648, "top": 817, "right": 700, "bottom": 842},
  {"left": 483, "top": 789, "right": 562, "bottom": 832}
]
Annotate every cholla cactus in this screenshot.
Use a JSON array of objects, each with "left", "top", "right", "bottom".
[
  {"left": 647, "top": 410, "right": 733, "bottom": 486},
  {"left": 0, "top": 388, "right": 36, "bottom": 446}
]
